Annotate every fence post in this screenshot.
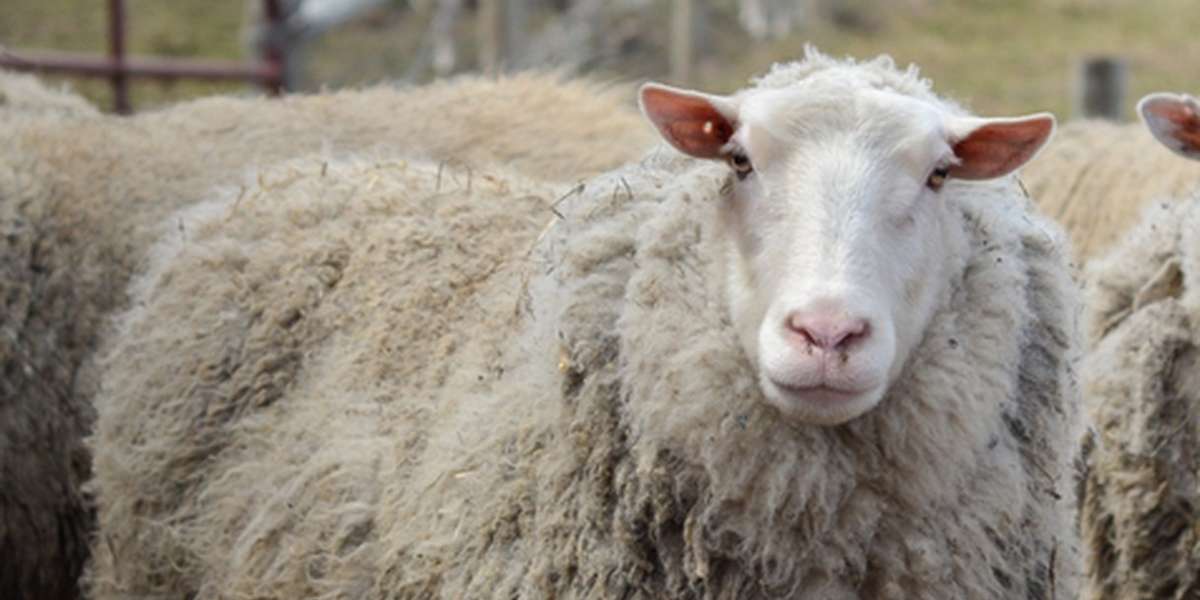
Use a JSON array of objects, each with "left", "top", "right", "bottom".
[
  {"left": 670, "top": 0, "right": 693, "bottom": 83},
  {"left": 1076, "top": 56, "right": 1127, "bottom": 121},
  {"left": 261, "top": 0, "right": 289, "bottom": 94},
  {"left": 477, "top": 0, "right": 527, "bottom": 74},
  {"left": 505, "top": 0, "right": 528, "bottom": 67},
  {"left": 108, "top": 0, "right": 131, "bottom": 113},
  {"left": 478, "top": 0, "right": 505, "bottom": 74},
  {"left": 431, "top": 0, "right": 464, "bottom": 76}
]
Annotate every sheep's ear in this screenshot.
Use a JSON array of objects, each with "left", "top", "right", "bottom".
[
  {"left": 639, "top": 82, "right": 739, "bottom": 159},
  {"left": 944, "top": 113, "right": 1056, "bottom": 180},
  {"left": 1138, "top": 93, "right": 1200, "bottom": 160}
]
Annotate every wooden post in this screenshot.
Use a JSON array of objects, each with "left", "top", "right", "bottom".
[
  {"left": 261, "top": 0, "right": 289, "bottom": 94},
  {"left": 1076, "top": 56, "right": 1127, "bottom": 121},
  {"left": 432, "top": 0, "right": 463, "bottom": 76},
  {"left": 478, "top": 0, "right": 527, "bottom": 73},
  {"left": 108, "top": 0, "right": 130, "bottom": 113},
  {"left": 478, "top": 0, "right": 505, "bottom": 74},
  {"left": 505, "top": 0, "right": 528, "bottom": 67},
  {"left": 670, "top": 0, "right": 693, "bottom": 84}
]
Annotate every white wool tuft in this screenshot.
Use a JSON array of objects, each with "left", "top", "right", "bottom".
[{"left": 749, "top": 46, "right": 961, "bottom": 115}]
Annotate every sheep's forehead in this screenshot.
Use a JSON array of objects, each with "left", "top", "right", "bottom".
[{"left": 739, "top": 87, "right": 948, "bottom": 178}]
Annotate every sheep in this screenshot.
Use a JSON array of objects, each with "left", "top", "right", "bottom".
[
  {"left": 1020, "top": 118, "right": 1200, "bottom": 261},
  {"left": 1, "top": 72, "right": 651, "bottom": 600},
  {"left": 0, "top": 69, "right": 98, "bottom": 117},
  {"left": 0, "top": 72, "right": 99, "bottom": 600},
  {"left": 1075, "top": 92, "right": 1200, "bottom": 600},
  {"left": 83, "top": 154, "right": 561, "bottom": 599},
  {"left": 86, "top": 49, "right": 1081, "bottom": 599}
]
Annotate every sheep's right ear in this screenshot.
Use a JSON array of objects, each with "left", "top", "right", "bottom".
[
  {"left": 1138, "top": 93, "right": 1200, "bottom": 160},
  {"left": 639, "top": 82, "right": 740, "bottom": 159},
  {"left": 943, "top": 113, "right": 1056, "bottom": 180}
]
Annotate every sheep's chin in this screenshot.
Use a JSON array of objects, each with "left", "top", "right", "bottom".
[{"left": 758, "top": 377, "right": 886, "bottom": 425}]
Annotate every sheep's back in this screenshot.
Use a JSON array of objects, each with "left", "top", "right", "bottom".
[
  {"left": 0, "top": 70, "right": 98, "bottom": 118},
  {"left": 85, "top": 156, "right": 555, "bottom": 599},
  {"left": 1022, "top": 120, "right": 1200, "bottom": 262}
]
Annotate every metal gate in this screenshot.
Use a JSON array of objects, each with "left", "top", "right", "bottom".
[{"left": 0, "top": 0, "right": 288, "bottom": 113}]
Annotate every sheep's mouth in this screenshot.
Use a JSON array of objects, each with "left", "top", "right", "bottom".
[
  {"left": 760, "top": 376, "right": 885, "bottom": 425},
  {"left": 766, "top": 379, "right": 870, "bottom": 401}
]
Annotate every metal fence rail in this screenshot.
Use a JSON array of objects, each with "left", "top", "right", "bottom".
[{"left": 0, "top": 0, "right": 288, "bottom": 113}]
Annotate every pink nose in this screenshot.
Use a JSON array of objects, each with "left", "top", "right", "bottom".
[{"left": 786, "top": 312, "right": 869, "bottom": 351}]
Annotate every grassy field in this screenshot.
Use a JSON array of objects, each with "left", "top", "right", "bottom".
[
  {"left": 0, "top": 0, "right": 248, "bottom": 108},
  {"left": 2, "top": 0, "right": 1198, "bottom": 119},
  {"left": 703, "top": 0, "right": 1200, "bottom": 119}
]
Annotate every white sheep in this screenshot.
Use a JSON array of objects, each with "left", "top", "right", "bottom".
[
  {"left": 87, "top": 49, "right": 1081, "bottom": 599},
  {"left": 1076, "top": 91, "right": 1200, "bottom": 600}
]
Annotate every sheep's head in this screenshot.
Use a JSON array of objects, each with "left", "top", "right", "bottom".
[
  {"left": 1139, "top": 92, "right": 1200, "bottom": 161},
  {"left": 640, "top": 76, "right": 1054, "bottom": 425}
]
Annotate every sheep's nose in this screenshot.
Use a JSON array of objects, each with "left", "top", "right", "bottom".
[{"left": 786, "top": 312, "right": 869, "bottom": 351}]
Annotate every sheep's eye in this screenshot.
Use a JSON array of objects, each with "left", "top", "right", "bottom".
[
  {"left": 728, "top": 151, "right": 753, "bottom": 180},
  {"left": 926, "top": 166, "right": 949, "bottom": 191}
]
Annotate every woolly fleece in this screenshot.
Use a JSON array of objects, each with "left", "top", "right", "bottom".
[
  {"left": 1077, "top": 199, "right": 1200, "bottom": 600},
  {"left": 1021, "top": 119, "right": 1200, "bottom": 261},
  {"left": 86, "top": 156, "right": 557, "bottom": 598},
  {"left": 89, "top": 52, "right": 1081, "bottom": 599},
  {"left": 0, "top": 78, "right": 98, "bottom": 600},
  {"left": 0, "top": 69, "right": 98, "bottom": 118},
  {"left": 1, "top": 72, "right": 649, "bottom": 600}
]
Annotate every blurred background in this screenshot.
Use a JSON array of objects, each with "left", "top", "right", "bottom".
[{"left": 2, "top": 0, "right": 1198, "bottom": 119}]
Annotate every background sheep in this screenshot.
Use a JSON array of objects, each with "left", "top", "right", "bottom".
[
  {"left": 1, "top": 76, "right": 99, "bottom": 600},
  {"left": 88, "top": 50, "right": 1080, "bottom": 599},
  {"left": 1076, "top": 92, "right": 1200, "bottom": 600},
  {"left": 85, "top": 155, "right": 558, "bottom": 598},
  {"left": 1, "top": 72, "right": 650, "bottom": 600},
  {"left": 1021, "top": 118, "right": 1200, "bottom": 261},
  {"left": 0, "top": 70, "right": 98, "bottom": 118}
]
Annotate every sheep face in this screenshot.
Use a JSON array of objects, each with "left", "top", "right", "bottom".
[
  {"left": 1139, "top": 92, "right": 1200, "bottom": 161},
  {"left": 641, "top": 79, "right": 1054, "bottom": 425}
]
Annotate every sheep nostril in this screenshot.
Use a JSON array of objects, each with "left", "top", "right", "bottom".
[{"left": 786, "top": 313, "right": 870, "bottom": 351}]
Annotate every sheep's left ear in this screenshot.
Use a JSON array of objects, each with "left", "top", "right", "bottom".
[
  {"left": 944, "top": 113, "right": 1056, "bottom": 180},
  {"left": 639, "top": 82, "right": 740, "bottom": 159},
  {"left": 1138, "top": 93, "right": 1200, "bottom": 160}
]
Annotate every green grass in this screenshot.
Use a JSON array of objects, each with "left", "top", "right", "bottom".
[
  {"left": 0, "top": 0, "right": 248, "bottom": 111},
  {"left": 3, "top": 0, "right": 1199, "bottom": 119},
  {"left": 693, "top": 0, "right": 1200, "bottom": 119}
]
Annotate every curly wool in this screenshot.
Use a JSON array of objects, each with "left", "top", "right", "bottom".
[
  {"left": 751, "top": 46, "right": 958, "bottom": 113},
  {"left": 86, "top": 156, "right": 558, "bottom": 599},
  {"left": 0, "top": 78, "right": 99, "bottom": 600},
  {"left": 1077, "top": 199, "right": 1200, "bottom": 600}
]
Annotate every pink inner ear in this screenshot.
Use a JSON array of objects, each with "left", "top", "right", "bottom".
[
  {"left": 949, "top": 118, "right": 1053, "bottom": 180},
  {"left": 641, "top": 87, "right": 735, "bottom": 159},
  {"left": 1143, "top": 97, "right": 1200, "bottom": 154}
]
